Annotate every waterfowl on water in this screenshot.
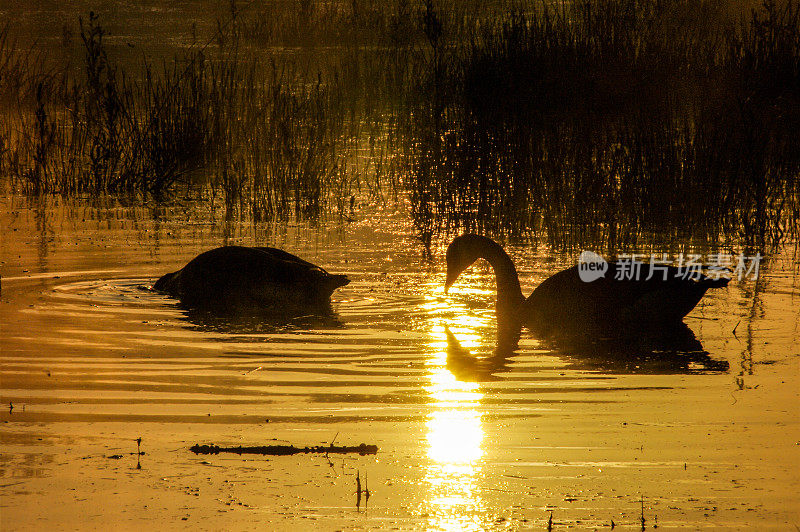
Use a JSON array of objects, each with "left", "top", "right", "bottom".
[
  {"left": 154, "top": 246, "right": 349, "bottom": 315},
  {"left": 445, "top": 234, "right": 729, "bottom": 338}
]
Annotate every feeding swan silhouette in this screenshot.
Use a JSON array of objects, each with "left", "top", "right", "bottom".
[
  {"left": 154, "top": 246, "right": 349, "bottom": 315},
  {"left": 445, "top": 234, "right": 729, "bottom": 338}
]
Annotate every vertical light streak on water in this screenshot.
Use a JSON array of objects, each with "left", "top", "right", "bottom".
[{"left": 421, "top": 299, "right": 490, "bottom": 531}]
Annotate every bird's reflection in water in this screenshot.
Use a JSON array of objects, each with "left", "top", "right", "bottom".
[
  {"left": 444, "top": 326, "right": 513, "bottom": 382},
  {"left": 445, "top": 323, "right": 729, "bottom": 382},
  {"left": 180, "top": 307, "right": 345, "bottom": 335},
  {"left": 550, "top": 323, "right": 730, "bottom": 374}
]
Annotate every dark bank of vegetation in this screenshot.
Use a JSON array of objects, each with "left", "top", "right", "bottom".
[
  {"left": 407, "top": 0, "right": 800, "bottom": 251},
  {"left": 1, "top": 0, "right": 798, "bottom": 250}
]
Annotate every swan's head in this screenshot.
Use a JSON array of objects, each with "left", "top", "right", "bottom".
[{"left": 445, "top": 234, "right": 485, "bottom": 293}]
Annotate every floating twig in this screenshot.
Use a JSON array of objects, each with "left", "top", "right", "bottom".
[{"left": 190, "top": 442, "right": 378, "bottom": 456}]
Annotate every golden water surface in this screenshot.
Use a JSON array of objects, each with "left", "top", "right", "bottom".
[{"left": 1, "top": 196, "right": 799, "bottom": 530}]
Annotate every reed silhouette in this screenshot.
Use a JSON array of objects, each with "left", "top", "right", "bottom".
[
  {"left": 2, "top": 1, "right": 798, "bottom": 248},
  {"left": 406, "top": 0, "right": 800, "bottom": 251}
]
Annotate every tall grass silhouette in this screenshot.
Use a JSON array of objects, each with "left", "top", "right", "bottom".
[
  {"left": 1, "top": 0, "right": 798, "bottom": 249},
  {"left": 404, "top": 0, "right": 800, "bottom": 251}
]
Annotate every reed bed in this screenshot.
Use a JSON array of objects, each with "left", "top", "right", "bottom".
[
  {"left": 404, "top": 0, "right": 800, "bottom": 251},
  {"left": 1, "top": 0, "right": 798, "bottom": 250},
  {"left": 0, "top": 11, "right": 390, "bottom": 221}
]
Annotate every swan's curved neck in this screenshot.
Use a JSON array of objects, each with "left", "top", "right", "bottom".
[{"left": 479, "top": 240, "right": 525, "bottom": 312}]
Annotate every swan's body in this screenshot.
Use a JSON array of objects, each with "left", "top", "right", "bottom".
[
  {"left": 154, "top": 246, "right": 349, "bottom": 314},
  {"left": 445, "top": 234, "right": 729, "bottom": 337}
]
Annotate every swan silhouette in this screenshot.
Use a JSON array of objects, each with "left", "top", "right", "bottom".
[
  {"left": 154, "top": 246, "right": 349, "bottom": 315},
  {"left": 445, "top": 234, "right": 729, "bottom": 338}
]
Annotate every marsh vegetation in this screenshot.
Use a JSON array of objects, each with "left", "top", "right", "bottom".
[{"left": 1, "top": 0, "right": 798, "bottom": 250}]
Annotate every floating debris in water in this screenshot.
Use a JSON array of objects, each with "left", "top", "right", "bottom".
[{"left": 190, "top": 442, "right": 378, "bottom": 456}]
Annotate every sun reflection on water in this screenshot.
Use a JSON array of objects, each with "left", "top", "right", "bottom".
[{"left": 422, "top": 315, "right": 490, "bottom": 531}]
